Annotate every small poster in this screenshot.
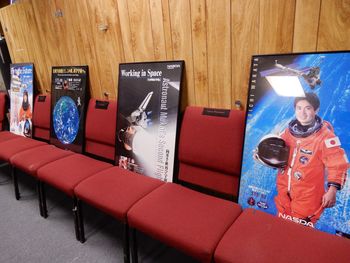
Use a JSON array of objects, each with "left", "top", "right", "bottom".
[
  {"left": 50, "top": 66, "right": 88, "bottom": 153},
  {"left": 9, "top": 63, "right": 34, "bottom": 137},
  {"left": 239, "top": 51, "right": 350, "bottom": 238},
  {"left": 116, "top": 61, "right": 184, "bottom": 182}
]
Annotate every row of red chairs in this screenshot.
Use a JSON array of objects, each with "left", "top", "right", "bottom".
[{"left": 0, "top": 92, "right": 349, "bottom": 263}]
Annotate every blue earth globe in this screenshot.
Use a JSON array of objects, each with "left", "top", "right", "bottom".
[{"left": 53, "top": 96, "right": 80, "bottom": 144}]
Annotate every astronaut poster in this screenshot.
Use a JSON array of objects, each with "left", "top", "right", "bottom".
[
  {"left": 116, "top": 61, "right": 184, "bottom": 182},
  {"left": 50, "top": 66, "right": 88, "bottom": 153},
  {"left": 239, "top": 51, "right": 350, "bottom": 238},
  {"left": 9, "top": 63, "right": 34, "bottom": 137}
]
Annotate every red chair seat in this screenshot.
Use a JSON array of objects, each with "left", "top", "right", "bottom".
[
  {"left": 74, "top": 166, "right": 164, "bottom": 221},
  {"left": 214, "top": 208, "right": 350, "bottom": 263},
  {"left": 10, "top": 145, "right": 74, "bottom": 176},
  {"left": 0, "top": 131, "right": 20, "bottom": 143},
  {"left": 127, "top": 183, "right": 242, "bottom": 262},
  {"left": 0, "top": 137, "right": 45, "bottom": 161},
  {"left": 37, "top": 154, "right": 113, "bottom": 196}
]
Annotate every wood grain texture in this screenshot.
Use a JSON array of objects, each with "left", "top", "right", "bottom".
[
  {"left": 293, "top": 0, "right": 321, "bottom": 52},
  {"left": 317, "top": 0, "right": 350, "bottom": 51},
  {"left": 169, "top": 0, "right": 195, "bottom": 108},
  {"left": 259, "top": 0, "right": 295, "bottom": 54},
  {"left": 206, "top": 0, "right": 231, "bottom": 108},
  {"left": 231, "top": 0, "right": 259, "bottom": 110},
  {"left": 127, "top": 0, "right": 155, "bottom": 61},
  {"left": 190, "top": 0, "right": 208, "bottom": 107},
  {"left": 0, "top": 0, "right": 350, "bottom": 108}
]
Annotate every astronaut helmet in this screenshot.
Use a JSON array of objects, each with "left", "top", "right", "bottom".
[{"left": 253, "top": 134, "right": 290, "bottom": 169}]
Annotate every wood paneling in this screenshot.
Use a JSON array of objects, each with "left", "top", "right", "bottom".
[
  {"left": 293, "top": 0, "right": 321, "bottom": 52},
  {"left": 317, "top": 0, "right": 350, "bottom": 51},
  {"left": 0, "top": 0, "right": 349, "bottom": 109}
]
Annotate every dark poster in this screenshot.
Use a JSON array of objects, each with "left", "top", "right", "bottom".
[
  {"left": 9, "top": 63, "right": 34, "bottom": 137},
  {"left": 50, "top": 66, "right": 88, "bottom": 153},
  {"left": 239, "top": 51, "right": 350, "bottom": 238},
  {"left": 116, "top": 61, "right": 184, "bottom": 182}
]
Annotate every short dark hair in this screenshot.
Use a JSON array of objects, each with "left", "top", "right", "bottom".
[{"left": 294, "top": 92, "right": 320, "bottom": 111}]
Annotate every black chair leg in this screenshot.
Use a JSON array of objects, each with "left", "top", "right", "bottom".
[
  {"left": 11, "top": 166, "right": 20, "bottom": 200},
  {"left": 37, "top": 180, "right": 44, "bottom": 217},
  {"left": 39, "top": 181, "right": 48, "bottom": 218},
  {"left": 123, "top": 223, "right": 130, "bottom": 263},
  {"left": 130, "top": 227, "right": 138, "bottom": 263},
  {"left": 76, "top": 198, "right": 85, "bottom": 243},
  {"left": 72, "top": 197, "right": 81, "bottom": 242}
]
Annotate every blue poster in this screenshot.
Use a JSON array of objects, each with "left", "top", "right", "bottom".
[
  {"left": 239, "top": 51, "right": 350, "bottom": 238},
  {"left": 9, "top": 63, "right": 34, "bottom": 137}
]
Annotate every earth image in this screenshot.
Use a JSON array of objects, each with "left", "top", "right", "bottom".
[{"left": 53, "top": 96, "right": 80, "bottom": 144}]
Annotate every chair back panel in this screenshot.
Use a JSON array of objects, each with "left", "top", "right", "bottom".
[
  {"left": 178, "top": 106, "right": 245, "bottom": 197},
  {"left": 32, "top": 94, "right": 51, "bottom": 140},
  {"left": 85, "top": 99, "right": 117, "bottom": 161}
]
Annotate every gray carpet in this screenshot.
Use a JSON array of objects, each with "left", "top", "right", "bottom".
[{"left": 0, "top": 163, "right": 197, "bottom": 263}]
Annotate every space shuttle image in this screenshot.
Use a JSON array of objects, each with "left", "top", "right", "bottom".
[{"left": 126, "top": 91, "right": 153, "bottom": 128}]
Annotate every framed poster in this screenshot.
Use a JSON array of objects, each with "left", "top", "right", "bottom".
[
  {"left": 116, "top": 61, "right": 184, "bottom": 182},
  {"left": 239, "top": 51, "right": 350, "bottom": 238},
  {"left": 9, "top": 63, "right": 34, "bottom": 137},
  {"left": 50, "top": 66, "right": 88, "bottom": 153}
]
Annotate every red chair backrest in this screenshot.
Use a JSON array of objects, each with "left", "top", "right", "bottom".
[
  {"left": 178, "top": 106, "right": 245, "bottom": 199},
  {"left": 0, "top": 92, "right": 6, "bottom": 131},
  {"left": 85, "top": 99, "right": 117, "bottom": 161},
  {"left": 32, "top": 94, "right": 51, "bottom": 141}
]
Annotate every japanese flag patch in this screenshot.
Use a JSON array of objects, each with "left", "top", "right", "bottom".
[{"left": 325, "top": 137, "right": 341, "bottom": 148}]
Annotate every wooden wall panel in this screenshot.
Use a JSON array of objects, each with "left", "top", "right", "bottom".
[
  {"left": 293, "top": 0, "right": 321, "bottom": 52},
  {"left": 169, "top": 0, "right": 195, "bottom": 108},
  {"left": 206, "top": 0, "right": 231, "bottom": 108},
  {"left": 231, "top": 0, "right": 259, "bottom": 108},
  {"left": 317, "top": 0, "right": 350, "bottom": 51},
  {"left": 259, "top": 0, "right": 295, "bottom": 54},
  {"left": 190, "top": 0, "right": 208, "bottom": 107},
  {"left": 0, "top": 0, "right": 350, "bottom": 109},
  {"left": 127, "top": 0, "right": 154, "bottom": 61}
]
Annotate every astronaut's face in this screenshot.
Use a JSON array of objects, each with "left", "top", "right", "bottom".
[{"left": 295, "top": 100, "right": 317, "bottom": 126}]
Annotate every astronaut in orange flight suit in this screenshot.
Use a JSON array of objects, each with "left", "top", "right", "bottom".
[{"left": 275, "top": 93, "right": 348, "bottom": 225}]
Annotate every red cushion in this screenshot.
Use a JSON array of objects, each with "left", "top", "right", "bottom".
[
  {"left": 178, "top": 107, "right": 245, "bottom": 197},
  {"left": 178, "top": 162, "right": 240, "bottom": 196},
  {"left": 0, "top": 137, "right": 45, "bottom": 161},
  {"left": 128, "top": 183, "right": 242, "bottom": 262},
  {"left": 37, "top": 154, "right": 113, "bottom": 196},
  {"left": 74, "top": 166, "right": 164, "bottom": 221},
  {"left": 10, "top": 145, "right": 74, "bottom": 176},
  {"left": 32, "top": 95, "right": 51, "bottom": 141},
  {"left": 85, "top": 140, "right": 115, "bottom": 161},
  {"left": 179, "top": 107, "right": 245, "bottom": 175},
  {"left": 33, "top": 127, "right": 50, "bottom": 141},
  {"left": 32, "top": 95, "right": 51, "bottom": 130},
  {"left": 85, "top": 99, "right": 117, "bottom": 160},
  {"left": 214, "top": 208, "right": 350, "bottom": 263},
  {"left": 0, "top": 131, "right": 20, "bottom": 143}
]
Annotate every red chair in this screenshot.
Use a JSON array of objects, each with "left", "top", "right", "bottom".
[
  {"left": 85, "top": 99, "right": 117, "bottom": 161},
  {"left": 1, "top": 94, "right": 55, "bottom": 201},
  {"left": 0, "top": 92, "right": 20, "bottom": 143},
  {"left": 32, "top": 94, "right": 51, "bottom": 141},
  {"left": 127, "top": 106, "right": 245, "bottom": 262},
  {"left": 36, "top": 99, "right": 116, "bottom": 241},
  {"left": 214, "top": 208, "right": 350, "bottom": 263},
  {"left": 0, "top": 94, "right": 52, "bottom": 145},
  {"left": 74, "top": 167, "right": 164, "bottom": 263}
]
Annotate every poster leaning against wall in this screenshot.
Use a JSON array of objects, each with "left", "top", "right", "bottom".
[
  {"left": 238, "top": 51, "right": 350, "bottom": 238},
  {"left": 50, "top": 66, "right": 88, "bottom": 153},
  {"left": 116, "top": 61, "right": 184, "bottom": 182},
  {"left": 9, "top": 63, "right": 34, "bottom": 137}
]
